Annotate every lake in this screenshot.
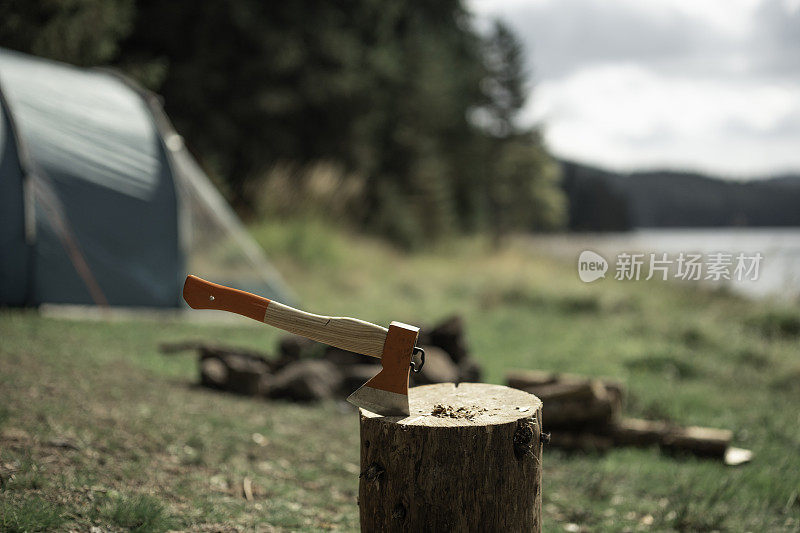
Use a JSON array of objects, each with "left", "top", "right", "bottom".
[{"left": 527, "top": 228, "right": 800, "bottom": 301}]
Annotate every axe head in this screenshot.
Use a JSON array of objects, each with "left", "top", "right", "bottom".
[{"left": 347, "top": 321, "right": 419, "bottom": 417}]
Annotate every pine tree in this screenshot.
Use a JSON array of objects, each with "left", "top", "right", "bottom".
[
  {"left": 481, "top": 20, "right": 527, "bottom": 138},
  {"left": 480, "top": 20, "right": 564, "bottom": 239}
]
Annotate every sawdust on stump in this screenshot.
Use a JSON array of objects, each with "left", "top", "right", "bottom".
[{"left": 430, "top": 403, "right": 487, "bottom": 421}]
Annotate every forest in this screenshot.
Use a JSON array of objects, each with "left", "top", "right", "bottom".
[
  {"left": 0, "top": 0, "right": 566, "bottom": 248},
  {"left": 561, "top": 160, "right": 800, "bottom": 231}
]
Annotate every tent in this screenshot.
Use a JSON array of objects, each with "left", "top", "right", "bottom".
[{"left": 0, "top": 47, "right": 292, "bottom": 308}]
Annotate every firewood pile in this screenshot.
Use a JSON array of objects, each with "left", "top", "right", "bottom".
[
  {"left": 506, "top": 370, "right": 752, "bottom": 465},
  {"left": 160, "top": 320, "right": 750, "bottom": 464},
  {"left": 161, "top": 315, "right": 482, "bottom": 403}
]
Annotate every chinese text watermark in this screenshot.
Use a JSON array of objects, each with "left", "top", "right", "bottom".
[{"left": 578, "top": 251, "right": 762, "bottom": 283}]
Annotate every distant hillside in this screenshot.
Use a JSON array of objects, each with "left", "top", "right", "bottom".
[{"left": 560, "top": 160, "right": 800, "bottom": 231}]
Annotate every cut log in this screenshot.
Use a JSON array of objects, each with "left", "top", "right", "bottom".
[
  {"left": 548, "top": 431, "right": 613, "bottom": 452},
  {"left": 161, "top": 341, "right": 272, "bottom": 367},
  {"left": 607, "top": 418, "right": 732, "bottom": 457},
  {"left": 323, "top": 346, "right": 377, "bottom": 366},
  {"left": 603, "top": 380, "right": 625, "bottom": 402},
  {"left": 543, "top": 395, "right": 616, "bottom": 429},
  {"left": 519, "top": 380, "right": 596, "bottom": 402},
  {"left": 724, "top": 447, "right": 753, "bottom": 466},
  {"left": 198, "top": 346, "right": 270, "bottom": 367},
  {"left": 199, "top": 357, "right": 229, "bottom": 390},
  {"left": 456, "top": 356, "right": 483, "bottom": 383},
  {"left": 264, "top": 360, "right": 342, "bottom": 402},
  {"left": 504, "top": 371, "right": 738, "bottom": 461},
  {"left": 424, "top": 314, "right": 469, "bottom": 363},
  {"left": 506, "top": 370, "right": 624, "bottom": 431},
  {"left": 604, "top": 380, "right": 625, "bottom": 414},
  {"left": 409, "top": 346, "right": 458, "bottom": 385},
  {"left": 507, "top": 369, "right": 624, "bottom": 395},
  {"left": 224, "top": 356, "right": 268, "bottom": 396},
  {"left": 535, "top": 382, "right": 618, "bottom": 430},
  {"left": 277, "top": 335, "right": 318, "bottom": 361},
  {"left": 358, "top": 383, "right": 543, "bottom": 532},
  {"left": 661, "top": 425, "right": 732, "bottom": 458},
  {"left": 506, "top": 369, "right": 561, "bottom": 389},
  {"left": 163, "top": 341, "right": 272, "bottom": 394},
  {"left": 340, "top": 364, "right": 382, "bottom": 396},
  {"left": 608, "top": 418, "right": 669, "bottom": 447},
  {"left": 197, "top": 353, "right": 267, "bottom": 395}
]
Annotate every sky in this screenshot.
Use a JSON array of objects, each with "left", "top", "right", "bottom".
[{"left": 469, "top": 0, "right": 800, "bottom": 178}]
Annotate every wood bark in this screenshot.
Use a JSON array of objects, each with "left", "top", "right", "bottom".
[
  {"left": 548, "top": 431, "right": 613, "bottom": 451},
  {"left": 225, "top": 358, "right": 265, "bottom": 396},
  {"left": 543, "top": 383, "right": 618, "bottom": 429},
  {"left": 608, "top": 418, "right": 731, "bottom": 456},
  {"left": 504, "top": 371, "right": 740, "bottom": 461},
  {"left": 608, "top": 417, "right": 668, "bottom": 447},
  {"left": 358, "top": 383, "right": 543, "bottom": 532},
  {"left": 507, "top": 370, "right": 623, "bottom": 398},
  {"left": 659, "top": 424, "right": 732, "bottom": 457},
  {"left": 519, "top": 380, "right": 596, "bottom": 402}
]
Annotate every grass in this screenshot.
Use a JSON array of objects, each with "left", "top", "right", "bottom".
[
  {"left": 1, "top": 219, "right": 799, "bottom": 531},
  {"left": 98, "top": 494, "right": 176, "bottom": 531},
  {"left": 0, "top": 496, "right": 66, "bottom": 532}
]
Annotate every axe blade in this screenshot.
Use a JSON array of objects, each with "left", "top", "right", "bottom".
[
  {"left": 347, "top": 321, "right": 418, "bottom": 417},
  {"left": 347, "top": 383, "right": 409, "bottom": 417}
]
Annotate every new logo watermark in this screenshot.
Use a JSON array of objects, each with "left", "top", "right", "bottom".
[
  {"left": 577, "top": 250, "right": 608, "bottom": 282},
  {"left": 578, "top": 250, "right": 763, "bottom": 283}
]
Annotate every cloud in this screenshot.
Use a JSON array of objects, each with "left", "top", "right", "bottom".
[
  {"left": 470, "top": 0, "right": 752, "bottom": 80},
  {"left": 468, "top": 0, "right": 800, "bottom": 175},
  {"left": 752, "top": 0, "right": 800, "bottom": 76},
  {"left": 527, "top": 64, "right": 800, "bottom": 176}
]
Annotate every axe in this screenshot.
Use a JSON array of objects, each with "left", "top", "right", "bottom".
[{"left": 182, "top": 275, "right": 424, "bottom": 416}]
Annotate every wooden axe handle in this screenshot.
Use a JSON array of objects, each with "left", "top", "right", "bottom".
[{"left": 183, "top": 275, "right": 388, "bottom": 358}]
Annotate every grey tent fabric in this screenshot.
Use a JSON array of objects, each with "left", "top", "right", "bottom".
[
  {"left": 0, "top": 48, "right": 292, "bottom": 308},
  {"left": 0, "top": 88, "right": 28, "bottom": 305},
  {"left": 0, "top": 48, "right": 179, "bottom": 307}
]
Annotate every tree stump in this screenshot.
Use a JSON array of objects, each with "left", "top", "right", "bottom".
[{"left": 358, "top": 383, "right": 543, "bottom": 532}]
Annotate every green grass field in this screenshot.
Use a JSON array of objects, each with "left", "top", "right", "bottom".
[{"left": 2, "top": 220, "right": 800, "bottom": 531}]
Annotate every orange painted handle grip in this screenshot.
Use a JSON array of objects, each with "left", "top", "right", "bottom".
[{"left": 182, "top": 275, "right": 270, "bottom": 322}]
